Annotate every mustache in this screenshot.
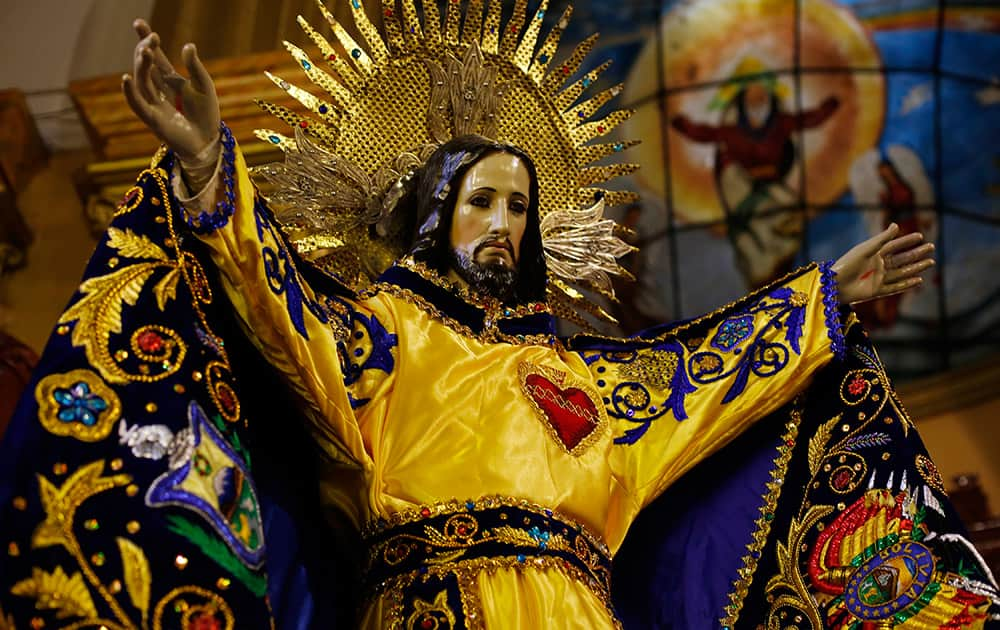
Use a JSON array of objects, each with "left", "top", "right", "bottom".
[{"left": 475, "top": 237, "right": 514, "bottom": 256}]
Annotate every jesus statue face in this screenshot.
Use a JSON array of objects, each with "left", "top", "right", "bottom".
[{"left": 446, "top": 152, "right": 532, "bottom": 300}]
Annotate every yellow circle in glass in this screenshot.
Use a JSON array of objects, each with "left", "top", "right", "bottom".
[{"left": 623, "top": 0, "right": 883, "bottom": 224}]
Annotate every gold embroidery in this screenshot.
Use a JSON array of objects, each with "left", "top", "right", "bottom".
[
  {"left": 406, "top": 590, "right": 457, "bottom": 630},
  {"left": 113, "top": 185, "right": 143, "bottom": 217},
  {"left": 375, "top": 555, "right": 622, "bottom": 630},
  {"left": 0, "top": 603, "right": 15, "bottom": 630},
  {"left": 115, "top": 537, "right": 152, "bottom": 625},
  {"left": 9, "top": 566, "right": 99, "bottom": 620},
  {"left": 34, "top": 369, "right": 121, "bottom": 442},
  {"left": 719, "top": 399, "right": 804, "bottom": 628},
  {"left": 616, "top": 351, "right": 678, "bottom": 391},
  {"left": 21, "top": 461, "right": 136, "bottom": 627},
  {"left": 764, "top": 506, "right": 833, "bottom": 628},
  {"left": 57, "top": 228, "right": 186, "bottom": 385},
  {"left": 808, "top": 414, "right": 842, "bottom": 477},
  {"left": 152, "top": 585, "right": 235, "bottom": 630}
]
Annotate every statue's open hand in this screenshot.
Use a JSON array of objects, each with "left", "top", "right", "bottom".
[
  {"left": 121, "top": 19, "right": 220, "bottom": 162},
  {"left": 832, "top": 223, "right": 935, "bottom": 305}
]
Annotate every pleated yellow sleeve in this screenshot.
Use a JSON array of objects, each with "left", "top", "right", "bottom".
[
  {"left": 181, "top": 140, "right": 394, "bottom": 471},
  {"left": 575, "top": 264, "right": 843, "bottom": 532}
]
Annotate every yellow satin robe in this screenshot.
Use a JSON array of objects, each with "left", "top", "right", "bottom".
[{"left": 192, "top": 144, "right": 840, "bottom": 628}]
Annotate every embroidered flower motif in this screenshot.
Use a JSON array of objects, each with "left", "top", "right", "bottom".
[
  {"left": 711, "top": 315, "right": 754, "bottom": 351},
  {"left": 53, "top": 382, "right": 108, "bottom": 427}
]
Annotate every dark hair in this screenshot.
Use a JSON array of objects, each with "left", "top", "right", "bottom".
[{"left": 399, "top": 134, "right": 547, "bottom": 304}]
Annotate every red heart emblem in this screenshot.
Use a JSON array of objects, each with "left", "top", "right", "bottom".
[{"left": 520, "top": 364, "right": 603, "bottom": 454}]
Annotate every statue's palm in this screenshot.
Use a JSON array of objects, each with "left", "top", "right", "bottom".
[
  {"left": 832, "top": 223, "right": 935, "bottom": 305},
  {"left": 122, "top": 19, "right": 220, "bottom": 161}
]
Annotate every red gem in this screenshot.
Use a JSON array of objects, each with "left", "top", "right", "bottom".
[
  {"left": 785, "top": 439, "right": 795, "bottom": 447},
  {"left": 385, "top": 8, "right": 393, "bottom": 17},
  {"left": 217, "top": 386, "right": 237, "bottom": 414},
  {"left": 326, "top": 53, "right": 336, "bottom": 61},
  {"left": 457, "top": 525, "right": 467, "bottom": 535},
  {"left": 832, "top": 469, "right": 852, "bottom": 490},
  {"left": 421, "top": 619, "right": 434, "bottom": 630},
  {"left": 510, "top": 25, "right": 518, "bottom": 33},
  {"left": 420, "top": 507, "right": 431, "bottom": 518},
  {"left": 533, "top": 303, "right": 545, "bottom": 312},
  {"left": 847, "top": 376, "right": 866, "bottom": 396},
  {"left": 561, "top": 66, "right": 570, "bottom": 75},
  {"left": 299, "top": 121, "right": 309, "bottom": 128},
  {"left": 137, "top": 330, "right": 164, "bottom": 353},
  {"left": 187, "top": 612, "right": 221, "bottom": 630},
  {"left": 596, "top": 125, "right": 606, "bottom": 133},
  {"left": 121, "top": 188, "right": 139, "bottom": 207}
]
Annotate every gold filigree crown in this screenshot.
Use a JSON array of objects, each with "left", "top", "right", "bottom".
[{"left": 254, "top": 0, "right": 639, "bottom": 324}]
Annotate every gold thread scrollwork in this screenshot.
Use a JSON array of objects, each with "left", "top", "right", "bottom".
[
  {"left": 57, "top": 227, "right": 185, "bottom": 385},
  {"left": 405, "top": 590, "right": 457, "bottom": 630},
  {"left": 764, "top": 506, "right": 834, "bottom": 630}
]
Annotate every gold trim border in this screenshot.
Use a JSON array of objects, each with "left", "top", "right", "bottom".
[{"left": 719, "top": 397, "right": 804, "bottom": 628}]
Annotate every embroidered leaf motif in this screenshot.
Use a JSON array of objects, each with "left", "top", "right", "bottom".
[
  {"left": 116, "top": 536, "right": 151, "bottom": 621},
  {"left": 58, "top": 264, "right": 158, "bottom": 384},
  {"left": 807, "top": 414, "right": 842, "bottom": 477},
  {"left": 32, "top": 460, "right": 132, "bottom": 550},
  {"left": 106, "top": 227, "right": 169, "bottom": 262},
  {"left": 153, "top": 267, "right": 181, "bottom": 311},
  {"left": 10, "top": 566, "right": 98, "bottom": 619},
  {"left": 0, "top": 603, "right": 14, "bottom": 630}
]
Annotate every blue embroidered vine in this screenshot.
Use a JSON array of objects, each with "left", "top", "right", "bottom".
[
  {"left": 819, "top": 260, "right": 846, "bottom": 360},
  {"left": 180, "top": 122, "right": 237, "bottom": 234},
  {"left": 250, "top": 196, "right": 331, "bottom": 340}
]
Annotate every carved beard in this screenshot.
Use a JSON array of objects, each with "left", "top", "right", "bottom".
[{"left": 449, "top": 248, "right": 518, "bottom": 303}]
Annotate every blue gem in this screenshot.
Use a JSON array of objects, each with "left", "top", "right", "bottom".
[
  {"left": 268, "top": 135, "right": 281, "bottom": 144},
  {"left": 578, "top": 111, "right": 585, "bottom": 118},
  {"left": 626, "top": 409, "right": 635, "bottom": 418},
  {"left": 596, "top": 366, "right": 605, "bottom": 373},
  {"left": 352, "top": 48, "right": 362, "bottom": 59},
  {"left": 539, "top": 54, "right": 549, "bottom": 63},
  {"left": 536, "top": 9, "right": 545, "bottom": 19},
  {"left": 318, "top": 104, "right": 328, "bottom": 114},
  {"left": 466, "top": 500, "right": 475, "bottom": 510},
  {"left": 582, "top": 77, "right": 592, "bottom": 88},
  {"left": 613, "top": 143, "right": 624, "bottom": 152},
  {"left": 301, "top": 59, "right": 311, "bottom": 70},
  {"left": 353, "top": 348, "right": 364, "bottom": 357},
  {"left": 596, "top": 379, "right": 605, "bottom": 387},
  {"left": 54, "top": 382, "right": 107, "bottom": 427},
  {"left": 351, "top": 0, "right": 360, "bottom": 8},
  {"left": 419, "top": 565, "right": 428, "bottom": 574},
  {"left": 649, "top": 406, "right": 657, "bottom": 413},
  {"left": 544, "top": 509, "right": 553, "bottom": 517},
  {"left": 517, "top": 554, "right": 526, "bottom": 563},
  {"left": 603, "top": 397, "right": 610, "bottom": 404}
]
